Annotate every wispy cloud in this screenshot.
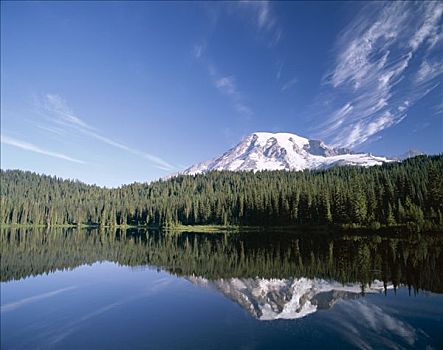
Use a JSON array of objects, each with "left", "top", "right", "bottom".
[
  {"left": 193, "top": 44, "right": 205, "bottom": 59},
  {"left": 36, "top": 94, "right": 175, "bottom": 171},
  {"left": 194, "top": 48, "right": 254, "bottom": 117},
  {"left": 1, "top": 134, "right": 85, "bottom": 164},
  {"left": 236, "top": 1, "right": 282, "bottom": 46},
  {"left": 199, "top": 1, "right": 281, "bottom": 47},
  {"left": 193, "top": 1, "right": 282, "bottom": 117},
  {"left": 409, "top": 2, "right": 443, "bottom": 51},
  {"left": 314, "top": 1, "right": 443, "bottom": 148},
  {"left": 215, "top": 76, "right": 237, "bottom": 95},
  {"left": 281, "top": 77, "right": 297, "bottom": 92},
  {"left": 416, "top": 59, "right": 443, "bottom": 83},
  {"left": 275, "top": 60, "right": 284, "bottom": 80},
  {"left": 27, "top": 122, "right": 67, "bottom": 137},
  {"left": 213, "top": 75, "right": 253, "bottom": 117},
  {"left": 44, "top": 94, "right": 91, "bottom": 129},
  {"left": 433, "top": 97, "right": 443, "bottom": 116}
]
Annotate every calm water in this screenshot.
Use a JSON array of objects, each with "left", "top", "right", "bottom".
[{"left": 1, "top": 228, "right": 443, "bottom": 349}]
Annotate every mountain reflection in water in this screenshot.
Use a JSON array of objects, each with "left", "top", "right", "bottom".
[
  {"left": 1, "top": 227, "right": 443, "bottom": 350},
  {"left": 188, "top": 277, "right": 391, "bottom": 320}
]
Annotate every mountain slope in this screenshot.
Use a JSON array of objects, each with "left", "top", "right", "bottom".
[
  {"left": 183, "top": 132, "right": 391, "bottom": 175},
  {"left": 392, "top": 149, "right": 424, "bottom": 161}
]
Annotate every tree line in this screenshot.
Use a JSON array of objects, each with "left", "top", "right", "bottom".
[{"left": 1, "top": 155, "right": 442, "bottom": 229}]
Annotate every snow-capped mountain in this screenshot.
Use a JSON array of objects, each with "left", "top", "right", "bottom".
[
  {"left": 183, "top": 132, "right": 391, "bottom": 175},
  {"left": 188, "top": 276, "right": 390, "bottom": 321},
  {"left": 391, "top": 149, "right": 424, "bottom": 161}
]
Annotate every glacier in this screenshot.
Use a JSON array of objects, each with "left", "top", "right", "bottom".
[{"left": 183, "top": 132, "right": 392, "bottom": 175}]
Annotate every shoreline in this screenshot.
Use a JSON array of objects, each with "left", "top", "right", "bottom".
[{"left": 1, "top": 223, "right": 441, "bottom": 234}]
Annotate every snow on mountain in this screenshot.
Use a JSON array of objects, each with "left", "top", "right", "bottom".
[
  {"left": 183, "top": 132, "right": 391, "bottom": 175},
  {"left": 390, "top": 149, "right": 424, "bottom": 161},
  {"left": 188, "top": 276, "right": 390, "bottom": 321}
]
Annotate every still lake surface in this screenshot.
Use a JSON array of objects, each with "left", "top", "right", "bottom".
[{"left": 1, "top": 227, "right": 443, "bottom": 349}]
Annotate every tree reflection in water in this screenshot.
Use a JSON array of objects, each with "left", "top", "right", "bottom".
[{"left": 1, "top": 227, "right": 442, "bottom": 296}]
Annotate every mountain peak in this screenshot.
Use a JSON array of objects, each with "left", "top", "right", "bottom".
[
  {"left": 250, "top": 132, "right": 310, "bottom": 147},
  {"left": 183, "top": 131, "right": 392, "bottom": 175},
  {"left": 395, "top": 149, "right": 424, "bottom": 161}
]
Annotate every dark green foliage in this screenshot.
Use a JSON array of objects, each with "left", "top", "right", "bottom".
[
  {"left": 1, "top": 155, "right": 442, "bottom": 228},
  {"left": 1, "top": 227, "right": 442, "bottom": 294}
]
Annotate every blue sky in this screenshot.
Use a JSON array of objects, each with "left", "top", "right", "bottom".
[{"left": 1, "top": 1, "right": 442, "bottom": 187}]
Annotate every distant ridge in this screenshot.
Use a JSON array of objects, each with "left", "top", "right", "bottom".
[{"left": 389, "top": 149, "right": 424, "bottom": 161}]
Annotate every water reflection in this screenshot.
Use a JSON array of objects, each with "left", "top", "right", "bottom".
[
  {"left": 322, "top": 297, "right": 420, "bottom": 349},
  {"left": 2, "top": 227, "right": 442, "bottom": 294},
  {"left": 1, "top": 286, "right": 77, "bottom": 313},
  {"left": 1, "top": 227, "right": 443, "bottom": 349},
  {"left": 188, "top": 276, "right": 390, "bottom": 320}
]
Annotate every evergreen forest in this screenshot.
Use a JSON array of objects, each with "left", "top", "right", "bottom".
[{"left": 1, "top": 155, "right": 442, "bottom": 230}]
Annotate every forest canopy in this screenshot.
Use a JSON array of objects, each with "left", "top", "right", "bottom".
[{"left": 1, "top": 155, "right": 442, "bottom": 229}]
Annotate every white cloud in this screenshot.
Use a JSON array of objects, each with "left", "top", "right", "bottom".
[
  {"left": 409, "top": 1, "right": 443, "bottom": 51},
  {"left": 211, "top": 73, "right": 253, "bottom": 117},
  {"left": 255, "top": 1, "right": 271, "bottom": 29},
  {"left": 80, "top": 129, "right": 174, "bottom": 171},
  {"left": 200, "top": 1, "right": 281, "bottom": 47},
  {"left": 1, "top": 134, "right": 85, "bottom": 164},
  {"left": 192, "top": 48, "right": 254, "bottom": 117},
  {"left": 398, "top": 100, "right": 410, "bottom": 112},
  {"left": 336, "top": 102, "right": 353, "bottom": 119},
  {"left": 275, "top": 60, "right": 284, "bottom": 80},
  {"left": 416, "top": 60, "right": 443, "bottom": 83},
  {"left": 44, "top": 94, "right": 91, "bottom": 129},
  {"left": 433, "top": 98, "right": 443, "bottom": 116},
  {"left": 237, "top": 1, "right": 281, "bottom": 45},
  {"left": 314, "top": 1, "right": 443, "bottom": 148},
  {"left": 194, "top": 2, "right": 280, "bottom": 118},
  {"left": 329, "top": 3, "right": 409, "bottom": 89},
  {"left": 215, "top": 76, "right": 237, "bottom": 95},
  {"left": 281, "top": 77, "right": 297, "bottom": 92},
  {"left": 37, "top": 94, "right": 175, "bottom": 171},
  {"left": 234, "top": 103, "right": 253, "bottom": 116},
  {"left": 193, "top": 44, "right": 204, "bottom": 59},
  {"left": 34, "top": 124, "right": 66, "bottom": 137}
]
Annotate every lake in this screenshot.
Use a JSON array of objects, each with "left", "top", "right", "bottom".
[{"left": 1, "top": 227, "right": 443, "bottom": 349}]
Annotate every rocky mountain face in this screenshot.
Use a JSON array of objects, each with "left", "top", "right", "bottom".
[{"left": 183, "top": 132, "right": 391, "bottom": 175}]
